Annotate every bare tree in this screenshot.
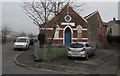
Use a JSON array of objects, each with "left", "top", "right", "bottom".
[
  {"left": 22, "top": 0, "right": 65, "bottom": 46},
  {"left": 22, "top": 0, "right": 84, "bottom": 45},
  {"left": 68, "top": 2, "right": 85, "bottom": 14},
  {"left": 22, "top": 0, "right": 56, "bottom": 32},
  {"left": 2, "top": 25, "right": 12, "bottom": 43},
  {"left": 28, "top": 33, "right": 36, "bottom": 38},
  {"left": 48, "top": 1, "right": 64, "bottom": 45},
  {"left": 19, "top": 32, "right": 27, "bottom": 37}
]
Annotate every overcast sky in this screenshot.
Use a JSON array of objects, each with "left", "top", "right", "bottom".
[{"left": 2, "top": 2, "right": 118, "bottom": 34}]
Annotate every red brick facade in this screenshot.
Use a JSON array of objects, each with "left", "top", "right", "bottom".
[
  {"left": 42, "top": 5, "right": 88, "bottom": 45},
  {"left": 41, "top": 5, "right": 108, "bottom": 48}
]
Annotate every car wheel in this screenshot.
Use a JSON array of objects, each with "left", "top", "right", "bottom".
[
  {"left": 25, "top": 46, "right": 28, "bottom": 50},
  {"left": 34, "top": 57, "right": 42, "bottom": 62},
  {"left": 68, "top": 56, "right": 72, "bottom": 60},
  {"left": 14, "top": 48, "right": 16, "bottom": 50},
  {"left": 25, "top": 46, "right": 29, "bottom": 50},
  {"left": 27, "top": 46, "right": 29, "bottom": 49},
  {"left": 85, "top": 53, "right": 89, "bottom": 60}
]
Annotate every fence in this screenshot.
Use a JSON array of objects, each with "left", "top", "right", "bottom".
[{"left": 33, "top": 42, "right": 67, "bottom": 62}]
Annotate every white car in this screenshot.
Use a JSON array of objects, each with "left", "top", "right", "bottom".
[
  {"left": 14, "top": 37, "right": 30, "bottom": 50},
  {"left": 68, "top": 42, "right": 95, "bottom": 60}
]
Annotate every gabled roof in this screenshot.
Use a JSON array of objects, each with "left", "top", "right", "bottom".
[
  {"left": 102, "top": 22, "right": 107, "bottom": 26},
  {"left": 41, "top": 4, "right": 88, "bottom": 28},
  {"left": 67, "top": 6, "right": 87, "bottom": 23},
  {"left": 84, "top": 11, "right": 98, "bottom": 19},
  {"left": 84, "top": 10, "right": 104, "bottom": 27}
]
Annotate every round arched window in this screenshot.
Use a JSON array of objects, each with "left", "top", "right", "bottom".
[{"left": 64, "top": 15, "right": 72, "bottom": 22}]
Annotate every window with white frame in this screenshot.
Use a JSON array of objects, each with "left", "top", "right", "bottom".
[
  {"left": 54, "top": 25, "right": 59, "bottom": 38},
  {"left": 77, "top": 25, "right": 82, "bottom": 41}
]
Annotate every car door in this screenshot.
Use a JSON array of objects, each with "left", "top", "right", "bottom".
[
  {"left": 85, "top": 43, "right": 91, "bottom": 54},
  {"left": 89, "top": 43, "right": 95, "bottom": 54}
]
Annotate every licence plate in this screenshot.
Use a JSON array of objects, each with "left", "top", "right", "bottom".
[
  {"left": 17, "top": 46, "right": 22, "bottom": 48},
  {"left": 72, "top": 53, "right": 79, "bottom": 55}
]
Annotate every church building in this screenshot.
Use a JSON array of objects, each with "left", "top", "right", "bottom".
[
  {"left": 40, "top": 3, "right": 108, "bottom": 48},
  {"left": 42, "top": 4, "right": 88, "bottom": 46}
]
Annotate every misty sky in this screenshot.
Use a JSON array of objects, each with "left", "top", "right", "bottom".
[{"left": 2, "top": 2, "right": 118, "bottom": 35}]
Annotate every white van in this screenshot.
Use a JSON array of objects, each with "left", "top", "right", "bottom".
[{"left": 14, "top": 37, "right": 30, "bottom": 50}]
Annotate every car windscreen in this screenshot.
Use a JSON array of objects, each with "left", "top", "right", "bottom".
[
  {"left": 16, "top": 38, "right": 26, "bottom": 42},
  {"left": 70, "top": 43, "right": 84, "bottom": 48}
]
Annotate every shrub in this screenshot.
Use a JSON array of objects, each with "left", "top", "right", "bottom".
[
  {"left": 35, "top": 47, "right": 67, "bottom": 62},
  {"left": 107, "top": 35, "right": 120, "bottom": 44}
]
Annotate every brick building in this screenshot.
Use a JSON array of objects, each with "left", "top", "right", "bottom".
[
  {"left": 41, "top": 4, "right": 108, "bottom": 48},
  {"left": 84, "top": 11, "right": 109, "bottom": 48},
  {"left": 42, "top": 5, "right": 88, "bottom": 46},
  {"left": 107, "top": 18, "right": 120, "bottom": 36}
]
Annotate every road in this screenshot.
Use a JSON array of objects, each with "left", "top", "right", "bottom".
[
  {"left": 2, "top": 42, "right": 63, "bottom": 74},
  {"left": 2, "top": 42, "right": 119, "bottom": 74},
  {"left": 92, "top": 49, "right": 118, "bottom": 74}
]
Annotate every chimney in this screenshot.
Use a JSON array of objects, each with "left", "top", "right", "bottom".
[{"left": 113, "top": 18, "right": 116, "bottom": 21}]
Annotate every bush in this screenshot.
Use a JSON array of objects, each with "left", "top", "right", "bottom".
[{"left": 107, "top": 35, "right": 120, "bottom": 44}]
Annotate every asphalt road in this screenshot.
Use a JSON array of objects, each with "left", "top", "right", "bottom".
[
  {"left": 2, "top": 42, "right": 63, "bottom": 74},
  {"left": 2, "top": 42, "right": 119, "bottom": 74}
]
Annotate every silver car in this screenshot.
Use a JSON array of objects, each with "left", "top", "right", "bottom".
[{"left": 68, "top": 42, "right": 95, "bottom": 60}]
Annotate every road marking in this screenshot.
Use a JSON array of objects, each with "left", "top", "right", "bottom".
[
  {"left": 14, "top": 51, "right": 28, "bottom": 67},
  {"left": 74, "top": 60, "right": 99, "bottom": 65},
  {"left": 35, "top": 63, "right": 41, "bottom": 67},
  {"left": 14, "top": 51, "right": 68, "bottom": 74},
  {"left": 15, "top": 51, "right": 24, "bottom": 58},
  {"left": 35, "top": 62, "right": 73, "bottom": 69}
]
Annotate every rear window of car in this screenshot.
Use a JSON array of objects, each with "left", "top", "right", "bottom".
[{"left": 70, "top": 43, "right": 84, "bottom": 48}]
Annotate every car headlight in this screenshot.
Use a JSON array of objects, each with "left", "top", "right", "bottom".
[
  {"left": 80, "top": 51, "right": 86, "bottom": 54},
  {"left": 68, "top": 48, "right": 71, "bottom": 51}
]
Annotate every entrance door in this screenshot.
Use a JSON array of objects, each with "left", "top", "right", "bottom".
[{"left": 64, "top": 27, "right": 71, "bottom": 46}]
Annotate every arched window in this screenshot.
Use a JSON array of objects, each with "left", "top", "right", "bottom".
[
  {"left": 54, "top": 25, "right": 59, "bottom": 38},
  {"left": 77, "top": 25, "right": 82, "bottom": 41}
]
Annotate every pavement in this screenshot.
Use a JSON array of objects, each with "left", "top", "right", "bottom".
[{"left": 14, "top": 43, "right": 119, "bottom": 74}]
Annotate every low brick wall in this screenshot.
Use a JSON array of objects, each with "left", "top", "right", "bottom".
[{"left": 2, "top": 37, "right": 15, "bottom": 44}]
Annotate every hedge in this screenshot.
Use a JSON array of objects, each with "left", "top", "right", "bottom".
[
  {"left": 35, "top": 47, "right": 67, "bottom": 62},
  {"left": 107, "top": 35, "right": 120, "bottom": 44}
]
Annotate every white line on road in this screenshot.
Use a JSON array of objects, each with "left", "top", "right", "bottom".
[
  {"left": 14, "top": 51, "right": 28, "bottom": 67},
  {"left": 14, "top": 51, "right": 67, "bottom": 74},
  {"left": 74, "top": 60, "right": 99, "bottom": 66}
]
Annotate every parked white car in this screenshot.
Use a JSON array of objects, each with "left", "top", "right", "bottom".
[
  {"left": 14, "top": 37, "right": 30, "bottom": 50},
  {"left": 68, "top": 42, "right": 95, "bottom": 60}
]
